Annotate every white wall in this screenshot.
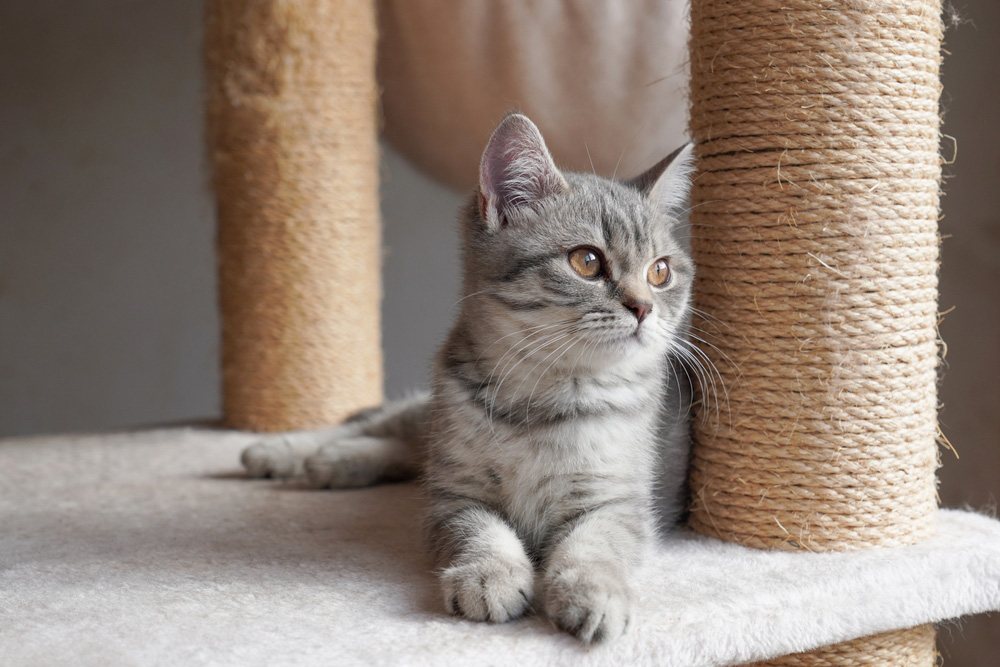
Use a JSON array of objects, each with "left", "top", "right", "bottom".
[{"left": 1, "top": 2, "right": 997, "bottom": 662}]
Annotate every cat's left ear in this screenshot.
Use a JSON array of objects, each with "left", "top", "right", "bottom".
[
  {"left": 629, "top": 143, "right": 695, "bottom": 216},
  {"left": 478, "top": 113, "right": 569, "bottom": 232}
]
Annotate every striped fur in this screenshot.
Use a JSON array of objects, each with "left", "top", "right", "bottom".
[{"left": 242, "top": 114, "right": 695, "bottom": 644}]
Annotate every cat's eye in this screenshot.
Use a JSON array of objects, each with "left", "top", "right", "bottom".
[
  {"left": 568, "top": 247, "right": 603, "bottom": 279},
  {"left": 648, "top": 258, "right": 671, "bottom": 287}
]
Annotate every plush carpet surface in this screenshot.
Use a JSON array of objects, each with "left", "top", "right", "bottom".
[{"left": 2, "top": 427, "right": 999, "bottom": 666}]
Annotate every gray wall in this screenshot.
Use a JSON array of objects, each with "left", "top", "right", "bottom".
[
  {"left": 1, "top": 1, "right": 997, "bottom": 664},
  {"left": 0, "top": 1, "right": 463, "bottom": 436},
  {"left": 1, "top": 2, "right": 219, "bottom": 434}
]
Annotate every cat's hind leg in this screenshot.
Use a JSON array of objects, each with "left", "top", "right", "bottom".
[
  {"left": 241, "top": 428, "right": 350, "bottom": 479},
  {"left": 240, "top": 391, "right": 431, "bottom": 486},
  {"left": 304, "top": 436, "right": 416, "bottom": 488}
]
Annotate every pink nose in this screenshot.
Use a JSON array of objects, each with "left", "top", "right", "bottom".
[{"left": 625, "top": 301, "right": 651, "bottom": 324}]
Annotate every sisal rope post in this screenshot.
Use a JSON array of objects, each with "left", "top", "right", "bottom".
[
  {"left": 687, "top": 0, "right": 944, "bottom": 663},
  {"left": 205, "top": 0, "right": 382, "bottom": 431}
]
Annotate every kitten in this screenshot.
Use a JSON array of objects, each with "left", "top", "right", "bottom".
[{"left": 242, "top": 113, "right": 695, "bottom": 644}]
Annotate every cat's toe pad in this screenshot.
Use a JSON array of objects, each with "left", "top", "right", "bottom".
[
  {"left": 544, "top": 565, "right": 634, "bottom": 643},
  {"left": 241, "top": 442, "right": 300, "bottom": 478},
  {"left": 441, "top": 557, "right": 534, "bottom": 623}
]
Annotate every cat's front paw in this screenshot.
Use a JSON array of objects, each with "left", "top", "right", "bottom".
[
  {"left": 544, "top": 564, "right": 634, "bottom": 643},
  {"left": 441, "top": 555, "right": 534, "bottom": 624}
]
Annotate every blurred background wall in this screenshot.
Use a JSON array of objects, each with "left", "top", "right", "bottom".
[{"left": 0, "top": 1, "right": 996, "bottom": 664}]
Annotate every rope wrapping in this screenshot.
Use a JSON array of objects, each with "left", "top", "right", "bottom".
[
  {"left": 752, "top": 624, "right": 937, "bottom": 666},
  {"left": 205, "top": 0, "right": 382, "bottom": 431},
  {"left": 687, "top": 0, "right": 944, "bottom": 662}
]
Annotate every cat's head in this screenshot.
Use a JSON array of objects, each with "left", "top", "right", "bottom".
[{"left": 460, "top": 112, "right": 694, "bottom": 371}]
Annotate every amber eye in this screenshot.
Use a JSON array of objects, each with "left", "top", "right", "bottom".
[
  {"left": 648, "top": 258, "right": 671, "bottom": 287},
  {"left": 568, "top": 247, "right": 603, "bottom": 279}
]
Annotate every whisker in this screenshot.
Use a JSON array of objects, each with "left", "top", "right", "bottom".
[
  {"left": 521, "top": 335, "right": 585, "bottom": 424},
  {"left": 450, "top": 288, "right": 493, "bottom": 311},
  {"left": 491, "top": 330, "right": 576, "bottom": 427},
  {"left": 478, "top": 324, "right": 574, "bottom": 431},
  {"left": 613, "top": 116, "right": 649, "bottom": 181},
  {"left": 673, "top": 337, "right": 732, "bottom": 428},
  {"left": 475, "top": 319, "right": 572, "bottom": 367},
  {"left": 488, "top": 328, "right": 577, "bottom": 430},
  {"left": 674, "top": 199, "right": 722, "bottom": 218},
  {"left": 584, "top": 140, "right": 597, "bottom": 176},
  {"left": 672, "top": 344, "right": 718, "bottom": 426},
  {"left": 665, "top": 357, "right": 693, "bottom": 424},
  {"left": 687, "top": 330, "right": 744, "bottom": 384},
  {"left": 690, "top": 307, "right": 732, "bottom": 334}
]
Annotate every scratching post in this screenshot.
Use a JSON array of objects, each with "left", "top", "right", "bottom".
[
  {"left": 687, "top": 0, "right": 943, "bottom": 663},
  {"left": 205, "top": 0, "right": 382, "bottom": 431}
]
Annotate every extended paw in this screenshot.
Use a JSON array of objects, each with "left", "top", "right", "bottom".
[
  {"left": 441, "top": 556, "right": 534, "bottom": 624},
  {"left": 544, "top": 565, "right": 634, "bottom": 643},
  {"left": 241, "top": 441, "right": 302, "bottom": 478}
]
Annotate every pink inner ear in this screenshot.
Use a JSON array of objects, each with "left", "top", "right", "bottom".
[
  {"left": 477, "top": 114, "right": 567, "bottom": 227},
  {"left": 478, "top": 190, "right": 489, "bottom": 221}
]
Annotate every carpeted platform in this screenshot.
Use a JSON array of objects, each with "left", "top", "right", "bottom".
[{"left": 2, "top": 427, "right": 1000, "bottom": 666}]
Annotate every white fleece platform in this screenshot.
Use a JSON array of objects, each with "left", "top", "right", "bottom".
[{"left": 2, "top": 427, "right": 1000, "bottom": 666}]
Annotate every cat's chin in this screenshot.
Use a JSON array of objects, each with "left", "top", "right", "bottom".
[
  {"left": 611, "top": 327, "right": 663, "bottom": 349},
  {"left": 579, "top": 331, "right": 667, "bottom": 368}
]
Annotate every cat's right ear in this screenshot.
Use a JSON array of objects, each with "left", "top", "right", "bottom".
[
  {"left": 629, "top": 143, "right": 695, "bottom": 217},
  {"left": 478, "top": 113, "right": 568, "bottom": 232}
]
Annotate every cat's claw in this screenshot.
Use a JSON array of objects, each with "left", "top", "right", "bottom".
[
  {"left": 544, "top": 566, "right": 634, "bottom": 643},
  {"left": 441, "top": 556, "right": 534, "bottom": 624}
]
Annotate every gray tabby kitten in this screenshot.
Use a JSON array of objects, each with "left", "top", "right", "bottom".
[{"left": 242, "top": 113, "right": 695, "bottom": 644}]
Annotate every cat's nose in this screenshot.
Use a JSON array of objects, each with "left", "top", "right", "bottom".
[{"left": 625, "top": 300, "right": 652, "bottom": 324}]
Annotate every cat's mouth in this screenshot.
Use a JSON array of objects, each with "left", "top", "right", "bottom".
[
  {"left": 603, "top": 327, "right": 646, "bottom": 346},
  {"left": 585, "top": 322, "right": 655, "bottom": 350},
  {"left": 623, "top": 324, "right": 663, "bottom": 351}
]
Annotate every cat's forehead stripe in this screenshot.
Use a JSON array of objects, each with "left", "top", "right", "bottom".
[{"left": 595, "top": 189, "right": 650, "bottom": 274}]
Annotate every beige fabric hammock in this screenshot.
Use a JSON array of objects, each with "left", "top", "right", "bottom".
[{"left": 378, "top": 0, "right": 689, "bottom": 191}]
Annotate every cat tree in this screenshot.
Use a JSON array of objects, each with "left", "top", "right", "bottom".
[
  {"left": 7, "top": 1, "right": 1000, "bottom": 665},
  {"left": 201, "top": 0, "right": 996, "bottom": 665}
]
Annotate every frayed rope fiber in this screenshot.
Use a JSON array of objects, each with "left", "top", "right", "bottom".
[
  {"left": 205, "top": 0, "right": 383, "bottom": 431},
  {"left": 687, "top": 0, "right": 944, "bottom": 663}
]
